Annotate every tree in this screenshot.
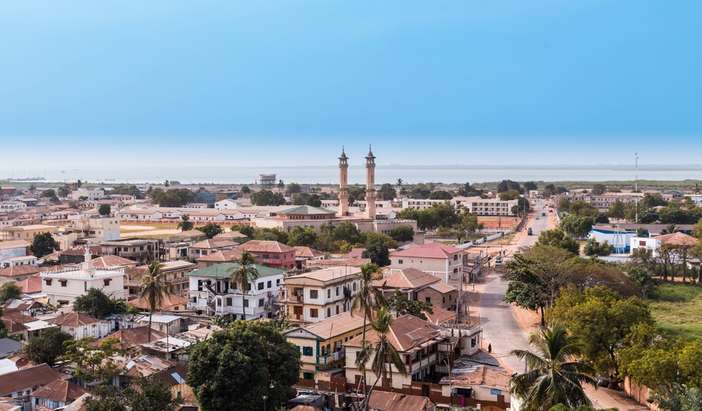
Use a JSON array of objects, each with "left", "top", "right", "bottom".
[
  {"left": 287, "top": 226, "right": 318, "bottom": 247},
  {"left": 627, "top": 266, "right": 655, "bottom": 298},
  {"left": 364, "top": 307, "right": 407, "bottom": 409},
  {"left": 351, "top": 263, "right": 385, "bottom": 401},
  {"left": 584, "top": 238, "right": 613, "bottom": 257},
  {"left": 499, "top": 190, "right": 520, "bottom": 201},
  {"left": 560, "top": 214, "right": 594, "bottom": 238},
  {"left": 591, "top": 184, "right": 607, "bottom": 195},
  {"left": 240, "top": 185, "right": 251, "bottom": 194},
  {"left": 0, "top": 282, "right": 21, "bottom": 303},
  {"left": 362, "top": 234, "right": 392, "bottom": 266},
  {"left": 333, "top": 221, "right": 362, "bottom": 245},
  {"left": 513, "top": 197, "right": 531, "bottom": 216},
  {"left": 510, "top": 326, "right": 596, "bottom": 411},
  {"left": 253, "top": 227, "right": 288, "bottom": 244},
  {"left": 536, "top": 229, "right": 579, "bottom": 254},
  {"left": 140, "top": 262, "right": 169, "bottom": 342},
  {"left": 177, "top": 214, "right": 193, "bottom": 231},
  {"left": 377, "top": 184, "right": 396, "bottom": 201},
  {"left": 30, "top": 232, "right": 59, "bottom": 257},
  {"left": 98, "top": 204, "right": 111, "bottom": 216},
  {"left": 250, "top": 190, "right": 286, "bottom": 206},
  {"left": 608, "top": 200, "right": 626, "bottom": 219},
  {"left": 237, "top": 224, "right": 255, "bottom": 238},
  {"left": 74, "top": 288, "right": 125, "bottom": 319},
  {"left": 187, "top": 321, "right": 299, "bottom": 411},
  {"left": 24, "top": 328, "right": 72, "bottom": 366},
  {"left": 454, "top": 212, "right": 482, "bottom": 243},
  {"left": 197, "top": 223, "right": 223, "bottom": 239},
  {"left": 497, "top": 179, "right": 522, "bottom": 193},
  {"left": 57, "top": 185, "right": 71, "bottom": 198},
  {"left": 653, "top": 384, "right": 702, "bottom": 411},
  {"left": 127, "top": 376, "right": 181, "bottom": 411},
  {"left": 286, "top": 183, "right": 302, "bottom": 195},
  {"left": 229, "top": 252, "right": 259, "bottom": 320},
  {"left": 548, "top": 286, "right": 652, "bottom": 383},
  {"left": 387, "top": 226, "right": 414, "bottom": 242},
  {"left": 149, "top": 188, "right": 195, "bottom": 207},
  {"left": 292, "top": 193, "right": 322, "bottom": 207},
  {"left": 386, "top": 291, "right": 432, "bottom": 319},
  {"left": 63, "top": 337, "right": 122, "bottom": 385},
  {"left": 505, "top": 245, "right": 575, "bottom": 326},
  {"left": 428, "top": 190, "right": 453, "bottom": 200}
]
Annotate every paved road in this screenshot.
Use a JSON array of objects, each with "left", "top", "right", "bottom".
[
  {"left": 478, "top": 199, "right": 552, "bottom": 373},
  {"left": 476, "top": 200, "right": 648, "bottom": 410}
]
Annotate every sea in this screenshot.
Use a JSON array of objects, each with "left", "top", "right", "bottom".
[{"left": 2, "top": 165, "right": 702, "bottom": 185}]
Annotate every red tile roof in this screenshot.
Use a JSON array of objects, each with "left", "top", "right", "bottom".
[
  {"left": 0, "top": 364, "right": 61, "bottom": 396},
  {"left": 16, "top": 276, "right": 42, "bottom": 294},
  {"left": 31, "top": 378, "right": 85, "bottom": 403},
  {"left": 197, "top": 249, "right": 243, "bottom": 263},
  {"left": 239, "top": 240, "right": 293, "bottom": 253},
  {"left": 654, "top": 232, "right": 700, "bottom": 247},
  {"left": 293, "top": 246, "right": 323, "bottom": 259},
  {"left": 191, "top": 239, "right": 238, "bottom": 249},
  {"left": 390, "top": 243, "right": 461, "bottom": 259},
  {"left": 0, "top": 265, "right": 40, "bottom": 278},
  {"left": 91, "top": 255, "right": 137, "bottom": 268},
  {"left": 346, "top": 314, "right": 441, "bottom": 352},
  {"left": 96, "top": 326, "right": 166, "bottom": 350},
  {"left": 51, "top": 312, "right": 101, "bottom": 327},
  {"left": 367, "top": 390, "right": 434, "bottom": 411},
  {"left": 373, "top": 268, "right": 439, "bottom": 290}
]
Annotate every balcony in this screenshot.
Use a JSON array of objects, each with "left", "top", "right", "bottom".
[{"left": 318, "top": 350, "right": 345, "bottom": 370}]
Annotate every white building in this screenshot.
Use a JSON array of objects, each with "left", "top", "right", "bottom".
[
  {"left": 51, "top": 312, "right": 113, "bottom": 339},
  {"left": 452, "top": 196, "right": 519, "bottom": 216},
  {"left": 588, "top": 227, "right": 636, "bottom": 254},
  {"left": 40, "top": 249, "right": 126, "bottom": 306},
  {"left": 187, "top": 263, "right": 285, "bottom": 320},
  {"left": 401, "top": 198, "right": 447, "bottom": 210},
  {"left": 69, "top": 215, "right": 121, "bottom": 242},
  {"left": 686, "top": 194, "right": 702, "bottom": 205},
  {"left": 0, "top": 201, "right": 27, "bottom": 211},
  {"left": 0, "top": 240, "right": 30, "bottom": 268},
  {"left": 69, "top": 188, "right": 106, "bottom": 201},
  {"left": 214, "top": 199, "right": 239, "bottom": 210},
  {"left": 629, "top": 236, "right": 660, "bottom": 257}
]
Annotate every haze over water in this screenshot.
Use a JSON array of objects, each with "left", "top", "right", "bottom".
[{"left": 2, "top": 165, "right": 701, "bottom": 185}]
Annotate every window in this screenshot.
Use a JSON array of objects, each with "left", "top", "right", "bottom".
[
  {"left": 310, "top": 289, "right": 318, "bottom": 299},
  {"left": 276, "top": 279, "right": 281, "bottom": 285},
  {"left": 425, "top": 297, "right": 431, "bottom": 304},
  {"left": 336, "top": 287, "right": 340, "bottom": 296},
  {"left": 310, "top": 308, "right": 318, "bottom": 318},
  {"left": 216, "top": 299, "right": 221, "bottom": 306},
  {"left": 60, "top": 280, "right": 67, "bottom": 287},
  {"left": 352, "top": 282, "right": 357, "bottom": 291},
  {"left": 454, "top": 254, "right": 458, "bottom": 260},
  {"left": 442, "top": 296, "right": 446, "bottom": 304},
  {"left": 226, "top": 298, "right": 232, "bottom": 306},
  {"left": 302, "top": 346, "right": 313, "bottom": 356},
  {"left": 243, "top": 299, "right": 249, "bottom": 308},
  {"left": 257, "top": 282, "right": 264, "bottom": 290},
  {"left": 336, "top": 305, "right": 340, "bottom": 315},
  {"left": 259, "top": 298, "right": 264, "bottom": 307},
  {"left": 302, "top": 372, "right": 315, "bottom": 380},
  {"left": 327, "top": 308, "right": 331, "bottom": 317},
  {"left": 267, "top": 280, "right": 272, "bottom": 288},
  {"left": 398, "top": 259, "right": 403, "bottom": 264},
  {"left": 45, "top": 279, "right": 52, "bottom": 286},
  {"left": 103, "top": 279, "right": 111, "bottom": 286},
  {"left": 327, "top": 289, "right": 331, "bottom": 298}
]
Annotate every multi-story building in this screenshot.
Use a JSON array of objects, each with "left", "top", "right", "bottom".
[
  {"left": 390, "top": 243, "right": 463, "bottom": 283},
  {"left": 188, "top": 239, "right": 237, "bottom": 259},
  {"left": 40, "top": 249, "right": 127, "bottom": 306},
  {"left": 280, "top": 266, "right": 362, "bottom": 324},
  {"left": 68, "top": 215, "right": 120, "bottom": 242},
  {"left": 239, "top": 240, "right": 295, "bottom": 269},
  {"left": 283, "top": 311, "right": 366, "bottom": 383},
  {"left": 126, "top": 260, "right": 196, "bottom": 298},
  {"left": 187, "top": 262, "right": 284, "bottom": 319},
  {"left": 1, "top": 224, "right": 57, "bottom": 241},
  {"left": 344, "top": 314, "right": 457, "bottom": 389},
  {"left": 451, "top": 196, "right": 518, "bottom": 216},
  {"left": 69, "top": 188, "right": 106, "bottom": 201},
  {"left": 401, "top": 198, "right": 447, "bottom": 210},
  {"left": 373, "top": 268, "right": 457, "bottom": 311},
  {"left": 100, "top": 239, "right": 160, "bottom": 263}
]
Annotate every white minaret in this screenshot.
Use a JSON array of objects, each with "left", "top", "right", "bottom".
[
  {"left": 338, "top": 147, "right": 349, "bottom": 217},
  {"left": 365, "top": 145, "right": 376, "bottom": 219},
  {"left": 81, "top": 245, "right": 95, "bottom": 277}
]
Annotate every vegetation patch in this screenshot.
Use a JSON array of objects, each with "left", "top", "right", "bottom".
[{"left": 648, "top": 283, "right": 702, "bottom": 340}]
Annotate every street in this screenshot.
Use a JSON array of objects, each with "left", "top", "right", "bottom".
[{"left": 473, "top": 199, "right": 648, "bottom": 410}]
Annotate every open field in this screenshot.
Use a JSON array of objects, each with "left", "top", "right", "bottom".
[{"left": 648, "top": 283, "right": 702, "bottom": 340}]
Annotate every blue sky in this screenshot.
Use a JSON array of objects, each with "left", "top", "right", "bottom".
[{"left": 1, "top": 1, "right": 701, "bottom": 168}]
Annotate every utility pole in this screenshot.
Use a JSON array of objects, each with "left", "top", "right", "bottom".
[{"left": 635, "top": 153, "right": 639, "bottom": 224}]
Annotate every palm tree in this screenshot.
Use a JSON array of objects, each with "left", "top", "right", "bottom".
[
  {"left": 350, "top": 263, "right": 385, "bottom": 403},
  {"left": 364, "top": 307, "right": 406, "bottom": 409},
  {"left": 229, "top": 252, "right": 259, "bottom": 320},
  {"left": 140, "top": 261, "right": 169, "bottom": 342},
  {"left": 510, "top": 325, "right": 596, "bottom": 411}
]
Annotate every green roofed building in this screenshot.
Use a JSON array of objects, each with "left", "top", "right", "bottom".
[
  {"left": 276, "top": 205, "right": 336, "bottom": 220},
  {"left": 187, "top": 262, "right": 285, "bottom": 319}
]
